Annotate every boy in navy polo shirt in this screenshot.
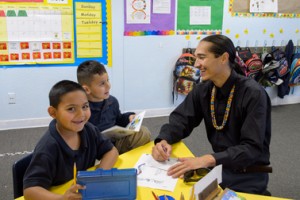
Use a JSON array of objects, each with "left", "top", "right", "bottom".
[
  {"left": 23, "top": 80, "right": 118, "bottom": 200},
  {"left": 77, "top": 60, "right": 151, "bottom": 154}
]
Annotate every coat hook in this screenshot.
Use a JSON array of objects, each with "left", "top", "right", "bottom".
[
  {"left": 254, "top": 40, "right": 258, "bottom": 53},
  {"left": 236, "top": 40, "right": 241, "bottom": 47},
  {"left": 262, "top": 40, "right": 268, "bottom": 53},
  {"left": 281, "top": 40, "right": 285, "bottom": 46},
  {"left": 246, "top": 40, "right": 250, "bottom": 48},
  {"left": 187, "top": 41, "right": 191, "bottom": 48},
  {"left": 272, "top": 40, "right": 276, "bottom": 47},
  {"left": 296, "top": 40, "right": 300, "bottom": 53}
]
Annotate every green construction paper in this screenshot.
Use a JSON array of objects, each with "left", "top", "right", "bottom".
[{"left": 177, "top": 0, "right": 224, "bottom": 31}]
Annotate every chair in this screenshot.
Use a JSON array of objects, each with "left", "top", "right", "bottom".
[{"left": 12, "top": 153, "right": 33, "bottom": 199}]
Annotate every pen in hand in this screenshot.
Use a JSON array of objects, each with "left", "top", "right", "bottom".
[{"left": 161, "top": 144, "right": 170, "bottom": 161}]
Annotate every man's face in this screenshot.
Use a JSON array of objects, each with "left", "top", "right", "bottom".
[
  {"left": 84, "top": 73, "right": 111, "bottom": 102},
  {"left": 194, "top": 41, "right": 226, "bottom": 82},
  {"left": 49, "top": 90, "right": 91, "bottom": 135}
]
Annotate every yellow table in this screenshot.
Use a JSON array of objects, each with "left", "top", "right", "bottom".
[{"left": 16, "top": 141, "right": 291, "bottom": 200}]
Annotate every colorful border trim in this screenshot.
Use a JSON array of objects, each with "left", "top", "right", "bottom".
[
  {"left": 176, "top": 30, "right": 222, "bottom": 35},
  {"left": 229, "top": 0, "right": 300, "bottom": 18},
  {"left": 124, "top": 30, "right": 175, "bottom": 36}
]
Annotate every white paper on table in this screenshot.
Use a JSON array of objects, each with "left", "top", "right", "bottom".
[
  {"left": 134, "top": 154, "right": 179, "bottom": 191},
  {"left": 193, "top": 165, "right": 223, "bottom": 200}
]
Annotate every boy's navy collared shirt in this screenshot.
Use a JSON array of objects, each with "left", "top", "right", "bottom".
[
  {"left": 23, "top": 120, "right": 114, "bottom": 190},
  {"left": 88, "top": 95, "right": 134, "bottom": 132}
]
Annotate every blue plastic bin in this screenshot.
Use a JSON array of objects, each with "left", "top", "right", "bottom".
[{"left": 77, "top": 168, "right": 137, "bottom": 200}]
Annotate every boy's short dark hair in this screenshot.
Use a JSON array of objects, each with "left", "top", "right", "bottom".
[
  {"left": 49, "top": 80, "right": 86, "bottom": 108},
  {"left": 77, "top": 60, "right": 107, "bottom": 86}
]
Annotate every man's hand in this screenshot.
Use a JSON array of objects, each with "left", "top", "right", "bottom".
[
  {"left": 152, "top": 140, "right": 172, "bottom": 161},
  {"left": 167, "top": 155, "right": 216, "bottom": 178}
]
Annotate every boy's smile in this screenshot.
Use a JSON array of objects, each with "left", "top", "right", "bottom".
[{"left": 48, "top": 90, "right": 91, "bottom": 135}]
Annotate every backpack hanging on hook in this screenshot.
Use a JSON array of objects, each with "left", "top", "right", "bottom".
[
  {"left": 274, "top": 41, "right": 290, "bottom": 81},
  {"left": 236, "top": 46, "right": 252, "bottom": 62},
  {"left": 172, "top": 48, "right": 200, "bottom": 103}
]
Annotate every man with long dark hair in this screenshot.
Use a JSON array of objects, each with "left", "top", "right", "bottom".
[{"left": 152, "top": 35, "right": 271, "bottom": 195}]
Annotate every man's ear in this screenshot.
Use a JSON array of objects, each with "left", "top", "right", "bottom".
[
  {"left": 221, "top": 52, "right": 230, "bottom": 63},
  {"left": 48, "top": 106, "right": 56, "bottom": 118}
]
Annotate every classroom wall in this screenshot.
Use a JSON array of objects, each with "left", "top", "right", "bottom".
[{"left": 0, "top": 0, "right": 300, "bottom": 130}]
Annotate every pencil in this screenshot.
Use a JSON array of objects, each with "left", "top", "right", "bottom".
[
  {"left": 161, "top": 144, "right": 170, "bottom": 161},
  {"left": 189, "top": 185, "right": 195, "bottom": 200},
  {"left": 73, "top": 162, "right": 77, "bottom": 186},
  {"left": 151, "top": 191, "right": 159, "bottom": 200},
  {"left": 180, "top": 192, "right": 185, "bottom": 200}
]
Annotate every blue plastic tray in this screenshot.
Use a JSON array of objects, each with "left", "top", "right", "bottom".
[{"left": 77, "top": 168, "right": 137, "bottom": 200}]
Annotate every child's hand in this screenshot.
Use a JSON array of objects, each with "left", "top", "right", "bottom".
[
  {"left": 129, "top": 114, "right": 135, "bottom": 122},
  {"left": 63, "top": 184, "right": 85, "bottom": 200}
]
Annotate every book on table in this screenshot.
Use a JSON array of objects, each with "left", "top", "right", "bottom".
[{"left": 101, "top": 111, "right": 146, "bottom": 139}]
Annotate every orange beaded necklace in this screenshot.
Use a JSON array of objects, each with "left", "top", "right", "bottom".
[{"left": 210, "top": 85, "right": 235, "bottom": 130}]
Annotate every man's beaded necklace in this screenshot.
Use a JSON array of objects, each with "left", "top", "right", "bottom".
[{"left": 210, "top": 85, "right": 235, "bottom": 130}]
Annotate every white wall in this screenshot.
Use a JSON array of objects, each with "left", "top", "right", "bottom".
[{"left": 0, "top": 0, "right": 300, "bottom": 130}]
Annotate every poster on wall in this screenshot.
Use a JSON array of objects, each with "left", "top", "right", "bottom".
[
  {"left": 124, "top": 0, "right": 176, "bottom": 36},
  {"left": 177, "top": 0, "right": 224, "bottom": 35},
  {"left": 126, "top": 0, "right": 151, "bottom": 24},
  {"left": 230, "top": 0, "right": 300, "bottom": 17},
  {"left": 0, "top": 0, "right": 112, "bottom": 68},
  {"left": 249, "top": 0, "right": 278, "bottom": 13}
]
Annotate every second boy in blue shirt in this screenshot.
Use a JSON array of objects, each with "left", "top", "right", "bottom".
[{"left": 77, "top": 60, "right": 151, "bottom": 154}]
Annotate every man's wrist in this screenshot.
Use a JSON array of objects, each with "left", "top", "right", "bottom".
[
  {"left": 197, "top": 154, "right": 216, "bottom": 168},
  {"left": 206, "top": 154, "right": 216, "bottom": 167}
]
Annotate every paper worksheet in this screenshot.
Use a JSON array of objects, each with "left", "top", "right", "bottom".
[
  {"left": 153, "top": 0, "right": 171, "bottom": 14},
  {"left": 134, "top": 154, "right": 179, "bottom": 191},
  {"left": 250, "top": 0, "right": 278, "bottom": 13},
  {"left": 190, "top": 6, "right": 211, "bottom": 25}
]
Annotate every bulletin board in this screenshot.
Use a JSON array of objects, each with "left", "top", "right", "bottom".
[
  {"left": 177, "top": 0, "right": 224, "bottom": 35},
  {"left": 0, "top": 0, "right": 112, "bottom": 68},
  {"left": 230, "top": 0, "right": 300, "bottom": 17},
  {"left": 124, "top": 0, "right": 176, "bottom": 36}
]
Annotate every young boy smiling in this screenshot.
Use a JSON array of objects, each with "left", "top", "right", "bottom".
[
  {"left": 77, "top": 60, "right": 151, "bottom": 154},
  {"left": 23, "top": 80, "right": 118, "bottom": 200}
]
